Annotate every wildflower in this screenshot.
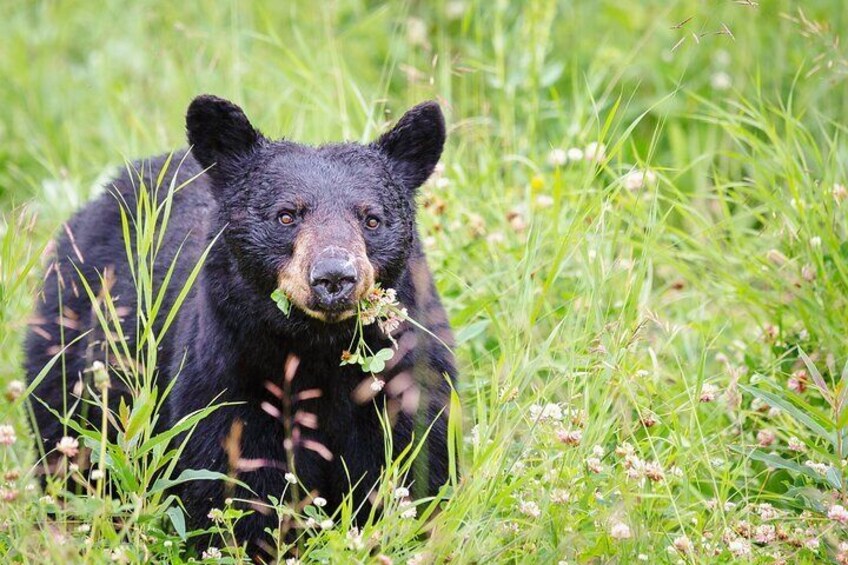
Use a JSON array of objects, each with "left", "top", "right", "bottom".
[
  {"left": 615, "top": 443, "right": 635, "bottom": 457},
  {"left": 699, "top": 383, "right": 719, "bottom": 403},
  {"left": 320, "top": 519, "right": 334, "bottom": 530},
  {"left": 5, "top": 380, "right": 25, "bottom": 401},
  {"left": 810, "top": 236, "right": 822, "bottom": 248},
  {"left": 592, "top": 445, "right": 605, "bottom": 458},
  {"left": 640, "top": 413, "right": 658, "bottom": 428},
  {"left": 468, "top": 213, "right": 486, "bottom": 237},
  {"left": 637, "top": 555, "right": 648, "bottom": 562},
  {"left": 394, "top": 486, "right": 410, "bottom": 499},
  {"left": 758, "top": 503, "right": 778, "bottom": 521},
  {"left": 91, "top": 360, "right": 110, "bottom": 390},
  {"left": 829, "top": 504, "right": 848, "bottom": 524},
  {"left": 518, "top": 499, "right": 541, "bottom": 518},
  {"left": 202, "top": 547, "right": 222, "bottom": 559},
  {"left": 567, "top": 147, "right": 584, "bottom": 161},
  {"left": 77, "top": 524, "right": 91, "bottom": 533},
  {"left": 551, "top": 489, "right": 570, "bottom": 504},
  {"left": 754, "top": 524, "right": 776, "bottom": 544},
  {"left": 39, "top": 495, "right": 54, "bottom": 505},
  {"left": 506, "top": 209, "right": 527, "bottom": 233},
  {"left": 584, "top": 142, "right": 606, "bottom": 163},
  {"left": 486, "top": 231, "right": 505, "bottom": 244},
  {"left": 711, "top": 71, "right": 732, "bottom": 91},
  {"left": 644, "top": 461, "right": 665, "bottom": 482},
  {"left": 0, "top": 425, "right": 16, "bottom": 446},
  {"left": 304, "top": 517, "right": 318, "bottom": 529},
  {"left": 804, "top": 460, "right": 829, "bottom": 475},
  {"left": 346, "top": 527, "right": 365, "bottom": 551},
  {"left": 529, "top": 403, "right": 563, "bottom": 422},
  {"left": 555, "top": 428, "right": 581, "bottom": 447},
  {"left": 756, "top": 429, "right": 776, "bottom": 447},
  {"left": 163, "top": 541, "right": 173, "bottom": 548},
  {"left": 621, "top": 169, "right": 657, "bottom": 191},
  {"left": 375, "top": 555, "right": 393, "bottom": 565},
  {"left": 370, "top": 379, "right": 385, "bottom": 392},
  {"left": 670, "top": 535, "right": 693, "bottom": 555},
  {"left": 400, "top": 500, "right": 417, "bottom": 519},
  {"left": 56, "top": 436, "right": 79, "bottom": 458},
  {"left": 312, "top": 496, "right": 327, "bottom": 508},
  {"left": 91, "top": 469, "right": 104, "bottom": 481},
  {"left": 788, "top": 370, "right": 807, "bottom": 393},
  {"left": 834, "top": 183, "right": 848, "bottom": 203},
  {"left": 787, "top": 437, "right": 805, "bottom": 452},
  {"left": 801, "top": 264, "right": 816, "bottom": 282},
  {"left": 727, "top": 537, "right": 751, "bottom": 557},
  {"left": 284, "top": 472, "right": 297, "bottom": 484},
  {"left": 804, "top": 535, "right": 820, "bottom": 551},
  {"left": 535, "top": 194, "right": 554, "bottom": 208},
  {"left": 0, "top": 488, "right": 18, "bottom": 502},
  {"left": 610, "top": 521, "right": 632, "bottom": 540},
  {"left": 548, "top": 149, "right": 568, "bottom": 167},
  {"left": 207, "top": 508, "right": 224, "bottom": 522},
  {"left": 586, "top": 457, "right": 603, "bottom": 474},
  {"left": 530, "top": 175, "right": 545, "bottom": 191}
]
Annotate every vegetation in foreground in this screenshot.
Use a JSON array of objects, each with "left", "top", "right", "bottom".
[{"left": 2, "top": 0, "right": 848, "bottom": 562}]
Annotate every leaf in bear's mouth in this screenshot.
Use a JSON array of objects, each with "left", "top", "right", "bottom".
[{"left": 271, "top": 288, "right": 292, "bottom": 316}]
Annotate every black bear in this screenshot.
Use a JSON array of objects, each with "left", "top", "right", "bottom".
[{"left": 24, "top": 95, "right": 457, "bottom": 555}]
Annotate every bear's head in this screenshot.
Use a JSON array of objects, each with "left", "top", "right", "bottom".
[{"left": 186, "top": 95, "right": 445, "bottom": 325}]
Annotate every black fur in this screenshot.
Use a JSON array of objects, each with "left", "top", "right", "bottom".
[{"left": 24, "top": 96, "right": 457, "bottom": 555}]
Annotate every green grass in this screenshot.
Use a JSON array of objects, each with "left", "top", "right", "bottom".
[{"left": 3, "top": 0, "right": 848, "bottom": 562}]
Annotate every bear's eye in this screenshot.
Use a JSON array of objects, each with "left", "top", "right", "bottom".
[
  {"left": 364, "top": 216, "right": 381, "bottom": 230},
  {"left": 278, "top": 212, "right": 296, "bottom": 226}
]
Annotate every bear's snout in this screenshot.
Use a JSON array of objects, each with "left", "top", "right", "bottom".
[{"left": 309, "top": 248, "right": 358, "bottom": 310}]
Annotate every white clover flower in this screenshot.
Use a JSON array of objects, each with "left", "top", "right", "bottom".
[
  {"left": 787, "top": 437, "right": 805, "bottom": 452},
  {"left": 56, "top": 436, "right": 79, "bottom": 458},
  {"left": 202, "top": 546, "right": 222, "bottom": 559},
  {"left": 727, "top": 537, "right": 751, "bottom": 557},
  {"left": 622, "top": 169, "right": 657, "bottom": 191},
  {"left": 312, "top": 496, "right": 327, "bottom": 508},
  {"left": 370, "top": 379, "right": 385, "bottom": 392},
  {"left": 567, "top": 147, "right": 584, "bottom": 161},
  {"left": 710, "top": 71, "right": 732, "bottom": 91},
  {"left": 285, "top": 472, "right": 297, "bottom": 484},
  {"left": 610, "top": 521, "right": 632, "bottom": 540},
  {"left": 90, "top": 469, "right": 104, "bottom": 481},
  {"left": 548, "top": 148, "right": 568, "bottom": 166},
  {"left": 584, "top": 142, "right": 606, "bottom": 163},
  {"left": 320, "top": 519, "right": 334, "bottom": 530},
  {"left": 5, "top": 380, "right": 24, "bottom": 401},
  {"left": 0, "top": 425, "right": 16, "bottom": 446},
  {"left": 400, "top": 500, "right": 417, "bottom": 519},
  {"left": 586, "top": 457, "right": 603, "bottom": 474},
  {"left": 829, "top": 504, "right": 848, "bottom": 524},
  {"left": 699, "top": 383, "right": 719, "bottom": 403},
  {"left": 805, "top": 460, "right": 830, "bottom": 475},
  {"left": 672, "top": 535, "right": 693, "bottom": 554},
  {"left": 394, "top": 486, "right": 410, "bottom": 499},
  {"left": 518, "top": 499, "right": 541, "bottom": 518}
]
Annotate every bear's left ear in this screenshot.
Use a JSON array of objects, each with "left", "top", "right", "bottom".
[
  {"left": 186, "top": 94, "right": 264, "bottom": 181},
  {"left": 372, "top": 101, "right": 446, "bottom": 194}
]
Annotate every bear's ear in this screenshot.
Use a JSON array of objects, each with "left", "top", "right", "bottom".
[
  {"left": 372, "top": 101, "right": 445, "bottom": 194},
  {"left": 186, "top": 94, "right": 263, "bottom": 180}
]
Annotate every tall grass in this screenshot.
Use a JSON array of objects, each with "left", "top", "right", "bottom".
[{"left": 2, "top": 0, "right": 848, "bottom": 562}]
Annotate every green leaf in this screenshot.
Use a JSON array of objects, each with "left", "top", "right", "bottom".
[
  {"left": 271, "top": 288, "right": 291, "bottom": 316},
  {"left": 149, "top": 468, "right": 254, "bottom": 495},
  {"left": 374, "top": 348, "right": 394, "bottom": 361},
  {"left": 166, "top": 506, "right": 187, "bottom": 540},
  {"left": 368, "top": 357, "right": 386, "bottom": 373},
  {"left": 740, "top": 384, "right": 835, "bottom": 447}
]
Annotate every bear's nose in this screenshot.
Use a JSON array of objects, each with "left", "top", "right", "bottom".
[{"left": 309, "top": 258, "right": 358, "bottom": 308}]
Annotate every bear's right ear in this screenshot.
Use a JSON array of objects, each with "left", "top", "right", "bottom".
[{"left": 186, "top": 95, "right": 263, "bottom": 181}]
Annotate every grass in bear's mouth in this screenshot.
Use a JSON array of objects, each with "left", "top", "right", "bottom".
[{"left": 271, "top": 285, "right": 408, "bottom": 382}]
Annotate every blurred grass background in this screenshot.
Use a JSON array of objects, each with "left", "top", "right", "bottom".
[{"left": 3, "top": 0, "right": 848, "bottom": 562}]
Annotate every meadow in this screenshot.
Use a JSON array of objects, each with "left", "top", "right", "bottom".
[{"left": 2, "top": 0, "right": 848, "bottom": 562}]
